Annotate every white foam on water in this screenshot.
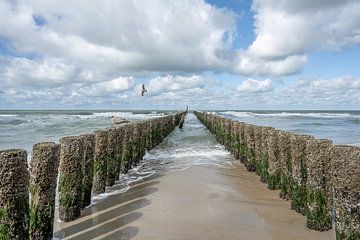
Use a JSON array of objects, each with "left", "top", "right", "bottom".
[
  {"left": 219, "top": 111, "right": 253, "bottom": 118},
  {"left": 92, "top": 111, "right": 165, "bottom": 120},
  {"left": 350, "top": 142, "right": 360, "bottom": 147},
  {"left": 0, "top": 114, "right": 17, "bottom": 117},
  {"left": 221, "top": 111, "right": 357, "bottom": 119}
]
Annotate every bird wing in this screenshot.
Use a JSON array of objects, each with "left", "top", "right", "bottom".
[{"left": 142, "top": 84, "right": 145, "bottom": 90}]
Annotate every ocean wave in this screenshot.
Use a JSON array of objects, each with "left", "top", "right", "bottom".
[
  {"left": 0, "top": 114, "right": 17, "bottom": 117},
  {"left": 92, "top": 111, "right": 165, "bottom": 120},
  {"left": 220, "top": 111, "right": 357, "bottom": 119},
  {"left": 219, "top": 111, "right": 253, "bottom": 118}
]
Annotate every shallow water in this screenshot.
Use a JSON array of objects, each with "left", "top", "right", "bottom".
[{"left": 89, "top": 113, "right": 234, "bottom": 205}]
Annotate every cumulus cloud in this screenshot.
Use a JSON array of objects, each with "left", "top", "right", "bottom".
[
  {"left": 0, "top": 0, "right": 235, "bottom": 74},
  {"left": 1, "top": 0, "right": 360, "bottom": 108},
  {"left": 250, "top": 0, "right": 360, "bottom": 59},
  {"left": 145, "top": 75, "right": 205, "bottom": 95},
  {"left": 1, "top": 57, "right": 77, "bottom": 87},
  {"left": 236, "top": 78, "right": 272, "bottom": 93}
]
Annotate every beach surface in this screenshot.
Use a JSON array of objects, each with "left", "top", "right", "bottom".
[{"left": 55, "top": 114, "right": 335, "bottom": 240}]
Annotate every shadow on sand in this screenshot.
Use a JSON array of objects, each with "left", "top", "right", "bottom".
[{"left": 54, "top": 172, "right": 165, "bottom": 240}]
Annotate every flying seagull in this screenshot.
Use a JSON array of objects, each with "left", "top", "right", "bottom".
[{"left": 141, "top": 84, "right": 147, "bottom": 96}]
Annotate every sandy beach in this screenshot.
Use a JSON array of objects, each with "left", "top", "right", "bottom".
[{"left": 56, "top": 158, "right": 335, "bottom": 240}]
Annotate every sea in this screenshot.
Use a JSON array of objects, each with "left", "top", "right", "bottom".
[{"left": 1, "top": 110, "right": 359, "bottom": 156}]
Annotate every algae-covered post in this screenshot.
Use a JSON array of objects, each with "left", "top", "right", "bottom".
[
  {"left": 290, "top": 134, "right": 313, "bottom": 215},
  {"left": 253, "top": 125, "right": 263, "bottom": 177},
  {"left": 267, "top": 129, "right": 281, "bottom": 190},
  {"left": 179, "top": 112, "right": 186, "bottom": 129},
  {"left": 0, "top": 149, "right": 29, "bottom": 240},
  {"left": 259, "top": 127, "right": 272, "bottom": 183},
  {"left": 106, "top": 128, "right": 118, "bottom": 187},
  {"left": 79, "top": 134, "right": 95, "bottom": 208},
  {"left": 58, "top": 136, "right": 84, "bottom": 222},
  {"left": 131, "top": 123, "right": 141, "bottom": 166},
  {"left": 122, "top": 123, "right": 133, "bottom": 173},
  {"left": 278, "top": 131, "right": 292, "bottom": 200},
  {"left": 92, "top": 130, "right": 108, "bottom": 194},
  {"left": 244, "top": 124, "right": 256, "bottom": 172},
  {"left": 332, "top": 145, "right": 360, "bottom": 240},
  {"left": 29, "top": 142, "right": 60, "bottom": 239},
  {"left": 114, "top": 126, "right": 124, "bottom": 177},
  {"left": 237, "top": 122, "right": 246, "bottom": 163},
  {"left": 305, "top": 138, "right": 333, "bottom": 231}
]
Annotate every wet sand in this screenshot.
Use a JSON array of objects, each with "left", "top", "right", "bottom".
[{"left": 56, "top": 163, "right": 335, "bottom": 240}]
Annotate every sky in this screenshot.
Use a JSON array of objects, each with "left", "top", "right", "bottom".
[{"left": 0, "top": 0, "right": 360, "bottom": 110}]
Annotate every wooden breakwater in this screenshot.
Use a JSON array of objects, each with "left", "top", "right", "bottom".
[
  {"left": 0, "top": 112, "right": 185, "bottom": 240},
  {"left": 194, "top": 111, "right": 359, "bottom": 240}
]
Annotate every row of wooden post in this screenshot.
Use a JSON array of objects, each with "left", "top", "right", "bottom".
[
  {"left": 0, "top": 112, "right": 185, "bottom": 240},
  {"left": 194, "top": 111, "right": 359, "bottom": 240}
]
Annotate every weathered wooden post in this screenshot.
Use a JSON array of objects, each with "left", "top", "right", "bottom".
[
  {"left": 332, "top": 145, "right": 360, "bottom": 240},
  {"left": 106, "top": 128, "right": 118, "bottom": 187},
  {"left": 0, "top": 149, "right": 29, "bottom": 240},
  {"left": 145, "top": 121, "right": 153, "bottom": 150},
  {"left": 259, "top": 127, "right": 273, "bottom": 183},
  {"left": 305, "top": 138, "right": 333, "bottom": 231},
  {"left": 58, "top": 136, "right": 84, "bottom": 222},
  {"left": 92, "top": 130, "right": 108, "bottom": 194},
  {"left": 233, "top": 122, "right": 241, "bottom": 159},
  {"left": 267, "top": 129, "right": 281, "bottom": 190},
  {"left": 290, "top": 134, "right": 313, "bottom": 215},
  {"left": 122, "top": 123, "right": 133, "bottom": 173},
  {"left": 131, "top": 123, "right": 141, "bottom": 165},
  {"left": 238, "top": 122, "right": 246, "bottom": 163},
  {"left": 80, "top": 134, "right": 95, "bottom": 208},
  {"left": 179, "top": 112, "right": 186, "bottom": 129},
  {"left": 244, "top": 124, "right": 256, "bottom": 171},
  {"left": 253, "top": 126, "right": 263, "bottom": 176},
  {"left": 29, "top": 142, "right": 60, "bottom": 239},
  {"left": 278, "top": 131, "right": 292, "bottom": 200},
  {"left": 114, "top": 126, "right": 124, "bottom": 177}
]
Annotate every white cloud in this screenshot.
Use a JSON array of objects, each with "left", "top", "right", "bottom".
[
  {"left": 145, "top": 75, "right": 205, "bottom": 95},
  {"left": 236, "top": 79, "right": 272, "bottom": 93},
  {"left": 0, "top": 0, "right": 235, "bottom": 74},
  {"left": 250, "top": 0, "right": 360, "bottom": 59},
  {"left": 295, "top": 76, "right": 360, "bottom": 91},
  {"left": 2, "top": 57, "right": 77, "bottom": 87}
]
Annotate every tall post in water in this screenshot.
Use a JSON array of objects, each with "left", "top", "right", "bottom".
[
  {"left": 29, "top": 142, "right": 60, "bottom": 239},
  {"left": 58, "top": 136, "right": 84, "bottom": 222},
  {"left": 93, "top": 130, "right": 108, "bottom": 194},
  {"left": 80, "top": 134, "right": 95, "bottom": 208},
  {"left": 0, "top": 149, "right": 29, "bottom": 240},
  {"left": 305, "top": 138, "right": 333, "bottom": 231},
  {"left": 106, "top": 128, "right": 118, "bottom": 187},
  {"left": 332, "top": 145, "right": 360, "bottom": 240}
]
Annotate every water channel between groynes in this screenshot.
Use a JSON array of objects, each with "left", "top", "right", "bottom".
[{"left": 54, "top": 113, "right": 335, "bottom": 240}]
